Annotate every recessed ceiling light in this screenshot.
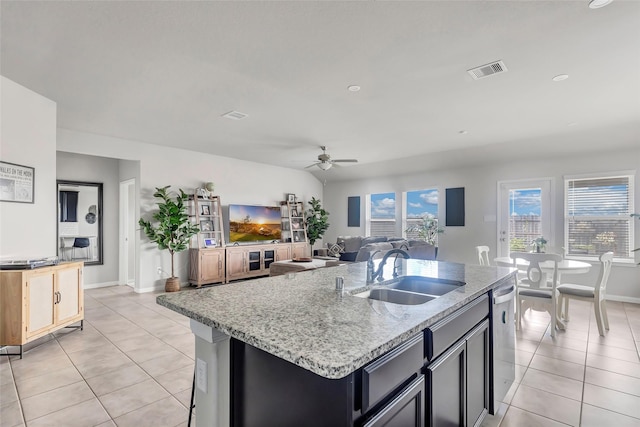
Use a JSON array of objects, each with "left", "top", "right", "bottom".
[
  {"left": 589, "top": 0, "right": 613, "bottom": 9},
  {"left": 552, "top": 74, "right": 569, "bottom": 82},
  {"left": 347, "top": 85, "right": 361, "bottom": 92},
  {"left": 459, "top": 130, "right": 468, "bottom": 135}
]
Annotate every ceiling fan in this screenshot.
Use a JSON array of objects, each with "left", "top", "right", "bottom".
[{"left": 305, "top": 146, "right": 358, "bottom": 171}]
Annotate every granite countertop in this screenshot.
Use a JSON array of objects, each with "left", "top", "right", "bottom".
[{"left": 157, "top": 259, "right": 515, "bottom": 379}]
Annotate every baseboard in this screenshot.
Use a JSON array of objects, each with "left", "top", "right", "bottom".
[
  {"left": 83, "top": 280, "right": 120, "bottom": 289},
  {"left": 606, "top": 295, "right": 640, "bottom": 304},
  {"left": 135, "top": 281, "right": 189, "bottom": 294}
]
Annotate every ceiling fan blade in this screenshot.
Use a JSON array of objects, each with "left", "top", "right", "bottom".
[
  {"left": 304, "top": 162, "right": 320, "bottom": 169},
  {"left": 332, "top": 159, "right": 358, "bottom": 163}
]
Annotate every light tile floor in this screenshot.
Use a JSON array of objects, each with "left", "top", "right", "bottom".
[
  {"left": 1, "top": 285, "right": 639, "bottom": 426},
  {"left": 482, "top": 298, "right": 640, "bottom": 427},
  {"left": 1, "top": 286, "right": 194, "bottom": 427}
]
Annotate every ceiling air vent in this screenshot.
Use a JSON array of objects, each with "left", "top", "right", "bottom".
[
  {"left": 222, "top": 110, "right": 248, "bottom": 120},
  {"left": 467, "top": 60, "right": 508, "bottom": 80}
]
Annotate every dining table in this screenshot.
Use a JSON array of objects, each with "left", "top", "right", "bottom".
[
  {"left": 494, "top": 255, "right": 592, "bottom": 330},
  {"left": 493, "top": 256, "right": 592, "bottom": 277}
]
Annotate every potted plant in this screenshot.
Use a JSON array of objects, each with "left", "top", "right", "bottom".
[
  {"left": 405, "top": 215, "right": 444, "bottom": 246},
  {"left": 305, "top": 197, "right": 330, "bottom": 253},
  {"left": 139, "top": 186, "right": 200, "bottom": 292},
  {"left": 532, "top": 236, "right": 548, "bottom": 253}
]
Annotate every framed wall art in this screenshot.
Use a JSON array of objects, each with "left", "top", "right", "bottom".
[{"left": 0, "top": 161, "right": 34, "bottom": 203}]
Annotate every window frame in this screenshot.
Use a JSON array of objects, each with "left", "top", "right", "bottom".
[
  {"left": 402, "top": 188, "right": 440, "bottom": 243},
  {"left": 366, "top": 192, "right": 397, "bottom": 237},
  {"left": 564, "top": 171, "right": 635, "bottom": 263}
]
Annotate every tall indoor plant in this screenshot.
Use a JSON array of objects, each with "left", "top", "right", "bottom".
[
  {"left": 305, "top": 197, "right": 330, "bottom": 253},
  {"left": 139, "top": 186, "right": 199, "bottom": 292}
]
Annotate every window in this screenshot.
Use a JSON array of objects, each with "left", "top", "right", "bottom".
[
  {"left": 565, "top": 173, "right": 634, "bottom": 261},
  {"left": 366, "top": 192, "right": 396, "bottom": 237},
  {"left": 403, "top": 189, "right": 440, "bottom": 244}
]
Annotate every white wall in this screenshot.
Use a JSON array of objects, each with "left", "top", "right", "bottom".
[
  {"left": 57, "top": 128, "right": 324, "bottom": 292},
  {"left": 0, "top": 76, "right": 57, "bottom": 259},
  {"left": 324, "top": 148, "right": 640, "bottom": 302},
  {"left": 57, "top": 152, "right": 120, "bottom": 286}
]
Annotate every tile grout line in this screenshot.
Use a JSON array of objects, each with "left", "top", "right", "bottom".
[{"left": 79, "top": 290, "right": 193, "bottom": 421}]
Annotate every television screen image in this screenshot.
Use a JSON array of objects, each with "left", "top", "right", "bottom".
[{"left": 229, "top": 204, "right": 282, "bottom": 242}]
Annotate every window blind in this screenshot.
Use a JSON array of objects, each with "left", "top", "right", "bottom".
[{"left": 565, "top": 175, "right": 632, "bottom": 259}]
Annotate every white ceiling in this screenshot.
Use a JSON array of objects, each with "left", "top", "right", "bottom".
[{"left": 2, "top": 1, "right": 639, "bottom": 181}]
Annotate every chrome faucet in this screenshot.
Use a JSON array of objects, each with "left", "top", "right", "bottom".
[
  {"left": 368, "top": 249, "right": 410, "bottom": 283},
  {"left": 366, "top": 250, "right": 381, "bottom": 283}
]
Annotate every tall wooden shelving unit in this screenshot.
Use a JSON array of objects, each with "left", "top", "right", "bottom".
[
  {"left": 188, "top": 194, "right": 226, "bottom": 287},
  {"left": 281, "top": 200, "right": 310, "bottom": 259}
]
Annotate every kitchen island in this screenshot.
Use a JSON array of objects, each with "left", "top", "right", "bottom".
[{"left": 158, "top": 259, "right": 515, "bottom": 427}]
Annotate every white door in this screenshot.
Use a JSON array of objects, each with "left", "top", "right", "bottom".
[
  {"left": 497, "top": 179, "right": 553, "bottom": 257},
  {"left": 119, "top": 179, "right": 136, "bottom": 287}
]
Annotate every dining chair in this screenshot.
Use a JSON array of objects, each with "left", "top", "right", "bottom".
[
  {"left": 510, "top": 252, "right": 562, "bottom": 338},
  {"left": 72, "top": 237, "right": 91, "bottom": 260},
  {"left": 557, "top": 252, "right": 613, "bottom": 336},
  {"left": 475, "top": 245, "right": 490, "bottom": 266}
]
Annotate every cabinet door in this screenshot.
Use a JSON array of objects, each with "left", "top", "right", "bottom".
[
  {"left": 274, "top": 245, "right": 291, "bottom": 261},
  {"left": 292, "top": 242, "right": 309, "bottom": 259},
  {"left": 247, "top": 250, "right": 261, "bottom": 271},
  {"left": 466, "top": 320, "right": 489, "bottom": 427},
  {"left": 200, "top": 250, "right": 224, "bottom": 282},
  {"left": 426, "top": 339, "right": 466, "bottom": 427},
  {"left": 363, "top": 375, "right": 425, "bottom": 427},
  {"left": 56, "top": 264, "right": 83, "bottom": 324},
  {"left": 226, "top": 249, "right": 246, "bottom": 280},
  {"left": 26, "top": 271, "right": 56, "bottom": 338}
]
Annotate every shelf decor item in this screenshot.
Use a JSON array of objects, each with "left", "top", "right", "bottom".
[{"left": 139, "top": 186, "right": 200, "bottom": 292}]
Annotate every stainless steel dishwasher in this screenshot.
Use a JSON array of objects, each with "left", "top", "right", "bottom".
[{"left": 490, "top": 277, "right": 516, "bottom": 414}]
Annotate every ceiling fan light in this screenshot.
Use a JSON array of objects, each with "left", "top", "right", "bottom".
[
  {"left": 589, "top": 0, "right": 613, "bottom": 9},
  {"left": 318, "top": 162, "right": 332, "bottom": 171}
]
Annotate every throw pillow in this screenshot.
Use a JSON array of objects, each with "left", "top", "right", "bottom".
[{"left": 327, "top": 243, "right": 344, "bottom": 257}]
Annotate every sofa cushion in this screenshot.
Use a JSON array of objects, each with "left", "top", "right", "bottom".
[
  {"left": 408, "top": 243, "right": 437, "bottom": 260},
  {"left": 337, "top": 236, "right": 363, "bottom": 253},
  {"left": 390, "top": 239, "right": 409, "bottom": 249},
  {"left": 339, "top": 252, "right": 358, "bottom": 262},
  {"left": 361, "top": 236, "right": 388, "bottom": 246},
  {"left": 355, "top": 242, "right": 394, "bottom": 262}
]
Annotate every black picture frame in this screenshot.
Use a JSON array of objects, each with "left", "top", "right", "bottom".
[
  {"left": 200, "top": 220, "right": 213, "bottom": 232},
  {"left": 0, "top": 161, "right": 35, "bottom": 203},
  {"left": 445, "top": 187, "right": 465, "bottom": 226},
  {"left": 201, "top": 204, "right": 211, "bottom": 215},
  {"left": 348, "top": 196, "right": 360, "bottom": 227}
]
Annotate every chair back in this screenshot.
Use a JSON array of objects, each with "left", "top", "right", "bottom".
[
  {"left": 595, "top": 252, "right": 614, "bottom": 297},
  {"left": 476, "top": 246, "right": 490, "bottom": 266},
  {"left": 510, "top": 252, "right": 562, "bottom": 289}
]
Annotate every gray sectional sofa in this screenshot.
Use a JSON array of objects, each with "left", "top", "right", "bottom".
[{"left": 325, "top": 236, "right": 437, "bottom": 262}]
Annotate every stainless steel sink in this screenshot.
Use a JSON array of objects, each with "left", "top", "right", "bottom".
[
  {"left": 355, "top": 288, "right": 436, "bottom": 305},
  {"left": 384, "top": 276, "right": 465, "bottom": 296}
]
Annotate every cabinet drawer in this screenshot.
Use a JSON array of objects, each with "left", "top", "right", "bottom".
[
  {"left": 362, "top": 334, "right": 423, "bottom": 413},
  {"left": 362, "top": 375, "right": 425, "bottom": 427},
  {"left": 424, "top": 294, "right": 489, "bottom": 361}
]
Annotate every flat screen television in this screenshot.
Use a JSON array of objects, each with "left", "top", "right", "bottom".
[{"left": 228, "top": 204, "right": 282, "bottom": 243}]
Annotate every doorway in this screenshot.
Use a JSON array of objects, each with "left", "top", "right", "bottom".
[
  {"left": 497, "top": 179, "right": 553, "bottom": 257},
  {"left": 119, "top": 179, "right": 136, "bottom": 287}
]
